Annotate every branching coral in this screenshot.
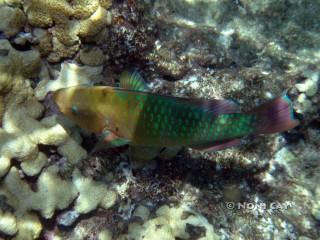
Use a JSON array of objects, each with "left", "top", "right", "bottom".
[
  {"left": 0, "top": 161, "right": 119, "bottom": 236},
  {"left": 72, "top": 169, "right": 117, "bottom": 214},
  {"left": 0, "top": 210, "right": 42, "bottom": 240},
  {"left": 0, "top": 167, "right": 75, "bottom": 239},
  {"left": 0, "top": 166, "right": 117, "bottom": 239},
  {"left": 2, "top": 166, "right": 77, "bottom": 218},
  {"left": 0, "top": 40, "right": 87, "bottom": 177},
  {"left": 0, "top": 38, "right": 119, "bottom": 239}
]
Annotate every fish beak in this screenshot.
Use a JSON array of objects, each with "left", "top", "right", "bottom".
[
  {"left": 51, "top": 89, "right": 68, "bottom": 113},
  {"left": 51, "top": 89, "right": 61, "bottom": 104}
]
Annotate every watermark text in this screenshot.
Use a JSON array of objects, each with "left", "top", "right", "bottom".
[{"left": 225, "top": 201, "right": 292, "bottom": 211}]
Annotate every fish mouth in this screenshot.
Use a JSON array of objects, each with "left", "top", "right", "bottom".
[
  {"left": 51, "top": 89, "right": 67, "bottom": 113},
  {"left": 51, "top": 89, "right": 60, "bottom": 104}
]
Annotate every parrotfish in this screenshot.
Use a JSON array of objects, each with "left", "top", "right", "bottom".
[{"left": 52, "top": 70, "right": 299, "bottom": 155}]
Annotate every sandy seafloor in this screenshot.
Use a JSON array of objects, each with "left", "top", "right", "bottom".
[{"left": 0, "top": 0, "right": 319, "bottom": 239}]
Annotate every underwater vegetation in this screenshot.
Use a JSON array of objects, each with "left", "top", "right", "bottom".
[{"left": 0, "top": 0, "right": 319, "bottom": 239}]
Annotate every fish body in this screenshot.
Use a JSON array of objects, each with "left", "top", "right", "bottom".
[{"left": 53, "top": 71, "right": 299, "bottom": 151}]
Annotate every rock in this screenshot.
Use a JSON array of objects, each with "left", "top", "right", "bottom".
[
  {"left": 79, "top": 46, "right": 105, "bottom": 66},
  {"left": 133, "top": 205, "right": 150, "bottom": 221},
  {"left": 295, "top": 78, "right": 318, "bottom": 97},
  {"left": 57, "top": 210, "right": 80, "bottom": 227},
  {"left": 297, "top": 93, "right": 313, "bottom": 113},
  {"left": 274, "top": 147, "right": 298, "bottom": 176}
]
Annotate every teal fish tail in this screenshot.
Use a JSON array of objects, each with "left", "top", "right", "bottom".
[{"left": 249, "top": 94, "right": 299, "bottom": 134}]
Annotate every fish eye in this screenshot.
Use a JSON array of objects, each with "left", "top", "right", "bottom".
[{"left": 71, "top": 105, "right": 79, "bottom": 115}]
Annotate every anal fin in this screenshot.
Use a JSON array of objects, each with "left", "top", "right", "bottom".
[{"left": 191, "top": 139, "right": 242, "bottom": 152}]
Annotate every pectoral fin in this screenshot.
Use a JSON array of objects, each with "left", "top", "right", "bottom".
[
  {"left": 191, "top": 139, "right": 242, "bottom": 152},
  {"left": 102, "top": 131, "right": 130, "bottom": 147},
  {"left": 90, "top": 130, "right": 130, "bottom": 154}
]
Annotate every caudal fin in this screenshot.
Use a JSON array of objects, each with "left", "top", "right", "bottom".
[{"left": 249, "top": 94, "right": 299, "bottom": 134}]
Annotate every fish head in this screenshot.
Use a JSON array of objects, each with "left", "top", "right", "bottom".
[{"left": 52, "top": 87, "right": 105, "bottom": 133}]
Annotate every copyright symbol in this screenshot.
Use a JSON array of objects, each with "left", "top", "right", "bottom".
[{"left": 226, "top": 202, "right": 235, "bottom": 210}]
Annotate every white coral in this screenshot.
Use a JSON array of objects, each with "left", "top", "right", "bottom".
[
  {"left": 35, "top": 62, "right": 103, "bottom": 100},
  {"left": 0, "top": 40, "right": 87, "bottom": 177},
  {"left": 72, "top": 169, "right": 117, "bottom": 214}
]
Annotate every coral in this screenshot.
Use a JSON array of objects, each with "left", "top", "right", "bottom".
[
  {"left": 72, "top": 169, "right": 117, "bottom": 214},
  {"left": 0, "top": 166, "right": 118, "bottom": 237},
  {"left": 20, "top": 152, "right": 47, "bottom": 177},
  {"left": 0, "top": 5, "right": 26, "bottom": 37},
  {"left": 0, "top": 167, "right": 75, "bottom": 239},
  {"left": 126, "top": 217, "right": 173, "bottom": 240},
  {"left": 121, "top": 204, "right": 219, "bottom": 240},
  {"left": 25, "top": 0, "right": 73, "bottom": 27},
  {"left": 156, "top": 205, "right": 218, "bottom": 240},
  {"left": 0, "top": 210, "right": 17, "bottom": 236},
  {"left": 35, "top": 62, "right": 103, "bottom": 100},
  {"left": 295, "top": 71, "right": 319, "bottom": 114},
  {"left": 25, "top": 0, "right": 112, "bottom": 62},
  {"left": 0, "top": 0, "right": 319, "bottom": 239},
  {"left": 0, "top": 40, "right": 87, "bottom": 178},
  {"left": 2, "top": 167, "right": 77, "bottom": 218},
  {"left": 57, "top": 138, "right": 87, "bottom": 165},
  {"left": 78, "top": 6, "right": 112, "bottom": 37},
  {"left": 296, "top": 93, "right": 313, "bottom": 113},
  {"left": 72, "top": 0, "right": 100, "bottom": 19},
  {"left": 312, "top": 186, "right": 320, "bottom": 221},
  {"left": 14, "top": 213, "right": 42, "bottom": 240},
  {"left": 0, "top": 0, "right": 22, "bottom": 6},
  {"left": 295, "top": 77, "right": 318, "bottom": 97},
  {"left": 98, "top": 229, "right": 112, "bottom": 240}
]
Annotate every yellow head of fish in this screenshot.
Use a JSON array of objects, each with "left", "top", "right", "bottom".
[{"left": 52, "top": 86, "right": 105, "bottom": 133}]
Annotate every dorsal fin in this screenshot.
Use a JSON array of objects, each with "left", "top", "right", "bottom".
[{"left": 119, "top": 69, "right": 150, "bottom": 92}]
